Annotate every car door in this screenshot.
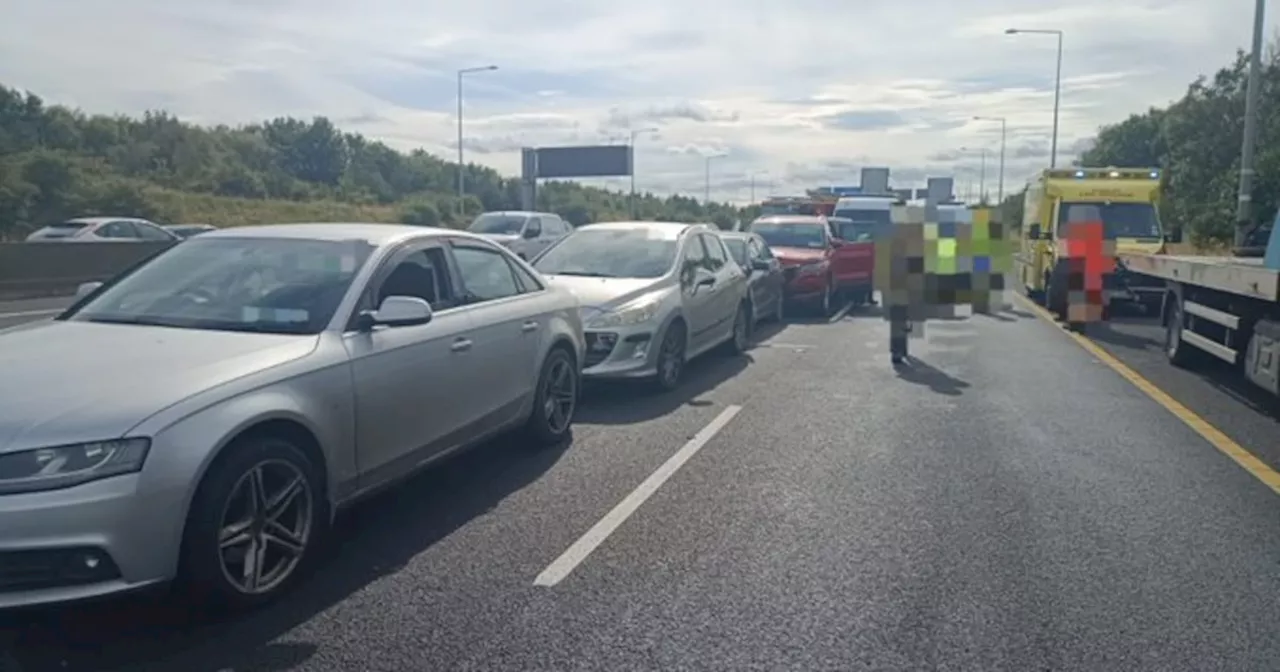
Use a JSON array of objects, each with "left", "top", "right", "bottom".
[
  {"left": 698, "top": 233, "right": 741, "bottom": 340},
  {"left": 514, "top": 217, "right": 542, "bottom": 259},
  {"left": 678, "top": 234, "right": 717, "bottom": 352},
  {"left": 448, "top": 238, "right": 542, "bottom": 431},
  {"left": 749, "top": 237, "right": 783, "bottom": 314},
  {"left": 827, "top": 219, "right": 874, "bottom": 290},
  {"left": 343, "top": 241, "right": 476, "bottom": 482}
]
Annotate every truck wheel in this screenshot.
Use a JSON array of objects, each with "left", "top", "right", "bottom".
[
  {"left": 1165, "top": 299, "right": 1199, "bottom": 368},
  {"left": 1045, "top": 271, "right": 1067, "bottom": 320}
]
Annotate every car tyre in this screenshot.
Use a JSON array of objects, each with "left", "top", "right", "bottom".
[
  {"left": 179, "top": 435, "right": 324, "bottom": 612},
  {"left": 817, "top": 278, "right": 834, "bottom": 317},
  {"left": 724, "top": 301, "right": 750, "bottom": 355},
  {"left": 652, "top": 320, "right": 687, "bottom": 392},
  {"left": 524, "top": 346, "right": 579, "bottom": 447}
]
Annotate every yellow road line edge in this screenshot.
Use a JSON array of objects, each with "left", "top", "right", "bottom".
[{"left": 1014, "top": 294, "right": 1280, "bottom": 495}]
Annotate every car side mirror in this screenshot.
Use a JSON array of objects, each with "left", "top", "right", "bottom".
[
  {"left": 830, "top": 238, "right": 844, "bottom": 247},
  {"left": 362, "top": 295, "right": 433, "bottom": 329},
  {"left": 1027, "top": 224, "right": 1042, "bottom": 240},
  {"left": 751, "top": 259, "right": 770, "bottom": 271},
  {"left": 1164, "top": 231, "right": 1182, "bottom": 243},
  {"left": 523, "top": 226, "right": 541, "bottom": 238},
  {"left": 75, "top": 281, "right": 103, "bottom": 299}
]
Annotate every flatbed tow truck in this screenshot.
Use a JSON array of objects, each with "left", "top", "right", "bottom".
[
  {"left": 1110, "top": 0, "right": 1280, "bottom": 398},
  {"left": 1118, "top": 221, "right": 1280, "bottom": 396}
]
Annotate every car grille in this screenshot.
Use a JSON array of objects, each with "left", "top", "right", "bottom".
[
  {"left": 584, "top": 332, "right": 618, "bottom": 368},
  {"left": 0, "top": 547, "right": 121, "bottom": 592}
]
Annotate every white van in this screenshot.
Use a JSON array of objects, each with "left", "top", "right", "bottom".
[{"left": 830, "top": 196, "right": 897, "bottom": 241}]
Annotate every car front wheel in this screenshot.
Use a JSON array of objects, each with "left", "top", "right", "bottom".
[
  {"left": 524, "top": 346, "right": 579, "bottom": 446},
  {"left": 180, "top": 435, "right": 323, "bottom": 611}
]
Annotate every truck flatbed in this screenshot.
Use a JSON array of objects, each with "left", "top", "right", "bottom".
[{"left": 1118, "top": 252, "right": 1280, "bottom": 302}]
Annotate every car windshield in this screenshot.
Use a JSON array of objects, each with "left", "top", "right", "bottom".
[
  {"left": 760, "top": 202, "right": 820, "bottom": 216},
  {"left": 828, "top": 213, "right": 888, "bottom": 242},
  {"left": 722, "top": 238, "right": 748, "bottom": 265},
  {"left": 749, "top": 222, "right": 827, "bottom": 249},
  {"left": 829, "top": 209, "right": 890, "bottom": 240},
  {"left": 469, "top": 214, "right": 526, "bottom": 235},
  {"left": 64, "top": 237, "right": 375, "bottom": 335},
  {"left": 533, "top": 228, "right": 678, "bottom": 279},
  {"left": 1058, "top": 202, "right": 1162, "bottom": 239}
]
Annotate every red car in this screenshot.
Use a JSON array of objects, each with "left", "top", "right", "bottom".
[{"left": 746, "top": 215, "right": 874, "bottom": 316}]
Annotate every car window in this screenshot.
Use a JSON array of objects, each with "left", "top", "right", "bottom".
[
  {"left": 67, "top": 236, "right": 374, "bottom": 335},
  {"left": 97, "top": 221, "right": 138, "bottom": 238},
  {"left": 753, "top": 237, "right": 775, "bottom": 259},
  {"left": 134, "top": 221, "right": 175, "bottom": 241},
  {"left": 722, "top": 238, "right": 748, "bottom": 266},
  {"left": 680, "top": 235, "right": 708, "bottom": 289},
  {"left": 532, "top": 227, "right": 678, "bottom": 279},
  {"left": 700, "top": 233, "right": 728, "bottom": 270},
  {"left": 376, "top": 247, "right": 453, "bottom": 310},
  {"left": 468, "top": 214, "right": 526, "bottom": 235},
  {"left": 453, "top": 244, "right": 520, "bottom": 302},
  {"left": 508, "top": 258, "right": 544, "bottom": 293}
]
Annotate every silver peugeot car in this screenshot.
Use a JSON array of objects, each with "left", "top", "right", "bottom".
[
  {"left": 0, "top": 223, "right": 584, "bottom": 610},
  {"left": 532, "top": 221, "right": 750, "bottom": 391}
]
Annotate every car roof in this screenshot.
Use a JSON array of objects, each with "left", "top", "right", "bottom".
[
  {"left": 578, "top": 220, "right": 703, "bottom": 233},
  {"left": 198, "top": 222, "right": 485, "bottom": 247},
  {"left": 750, "top": 215, "right": 827, "bottom": 225},
  {"left": 60, "top": 217, "right": 132, "bottom": 225},
  {"left": 479, "top": 210, "right": 549, "bottom": 217}
]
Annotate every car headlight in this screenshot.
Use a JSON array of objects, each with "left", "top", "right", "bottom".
[
  {"left": 588, "top": 299, "right": 660, "bottom": 329},
  {"left": 0, "top": 438, "right": 150, "bottom": 495},
  {"left": 797, "top": 261, "right": 828, "bottom": 276}
]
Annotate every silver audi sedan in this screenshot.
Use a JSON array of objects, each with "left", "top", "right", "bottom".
[
  {"left": 0, "top": 223, "right": 584, "bottom": 610},
  {"left": 531, "top": 221, "right": 750, "bottom": 391}
]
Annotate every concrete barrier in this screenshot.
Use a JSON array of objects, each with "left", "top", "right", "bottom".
[{"left": 0, "top": 242, "right": 175, "bottom": 300}]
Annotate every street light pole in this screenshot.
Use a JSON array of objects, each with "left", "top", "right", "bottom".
[
  {"left": 629, "top": 127, "right": 658, "bottom": 218},
  {"left": 704, "top": 154, "right": 725, "bottom": 203},
  {"left": 749, "top": 171, "right": 768, "bottom": 202},
  {"left": 456, "top": 65, "right": 498, "bottom": 217},
  {"left": 1234, "top": 0, "right": 1266, "bottom": 252},
  {"left": 1005, "top": 28, "right": 1063, "bottom": 167},
  {"left": 973, "top": 116, "right": 1007, "bottom": 204}
]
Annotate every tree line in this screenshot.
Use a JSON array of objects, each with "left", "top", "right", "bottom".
[
  {"left": 0, "top": 85, "right": 753, "bottom": 240},
  {"left": 995, "top": 45, "right": 1280, "bottom": 247}
]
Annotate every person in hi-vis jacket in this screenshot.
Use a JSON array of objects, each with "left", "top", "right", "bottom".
[{"left": 874, "top": 203, "right": 1011, "bottom": 365}]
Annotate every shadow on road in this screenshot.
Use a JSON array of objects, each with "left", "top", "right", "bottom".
[
  {"left": 576, "top": 348, "right": 754, "bottom": 425},
  {"left": 1086, "top": 321, "right": 1161, "bottom": 352},
  {"left": 0, "top": 432, "right": 571, "bottom": 672},
  {"left": 894, "top": 357, "right": 971, "bottom": 396}
]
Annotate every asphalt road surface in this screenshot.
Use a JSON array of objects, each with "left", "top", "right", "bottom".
[{"left": 3, "top": 297, "right": 1280, "bottom": 671}]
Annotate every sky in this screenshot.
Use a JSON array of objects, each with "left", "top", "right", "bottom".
[{"left": 0, "top": 0, "right": 1266, "bottom": 204}]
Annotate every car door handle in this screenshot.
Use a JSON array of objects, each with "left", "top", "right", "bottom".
[
  {"left": 521, "top": 320, "right": 539, "bottom": 332},
  {"left": 450, "top": 338, "right": 472, "bottom": 352}
]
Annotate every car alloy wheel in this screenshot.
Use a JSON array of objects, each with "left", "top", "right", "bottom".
[
  {"left": 542, "top": 353, "right": 577, "bottom": 434},
  {"left": 657, "top": 323, "right": 686, "bottom": 389},
  {"left": 217, "top": 458, "right": 315, "bottom": 596}
]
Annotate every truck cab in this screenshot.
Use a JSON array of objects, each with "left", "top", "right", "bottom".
[{"left": 1017, "top": 167, "right": 1170, "bottom": 317}]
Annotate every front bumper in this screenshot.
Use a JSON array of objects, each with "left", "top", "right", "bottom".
[
  {"left": 781, "top": 266, "right": 828, "bottom": 302},
  {"left": 0, "top": 471, "right": 186, "bottom": 609},
  {"left": 580, "top": 323, "right": 663, "bottom": 380}
]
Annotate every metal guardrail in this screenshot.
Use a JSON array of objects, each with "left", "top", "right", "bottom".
[{"left": 0, "top": 242, "right": 175, "bottom": 300}]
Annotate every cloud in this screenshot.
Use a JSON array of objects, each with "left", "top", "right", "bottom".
[{"left": 0, "top": 0, "right": 1261, "bottom": 202}]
